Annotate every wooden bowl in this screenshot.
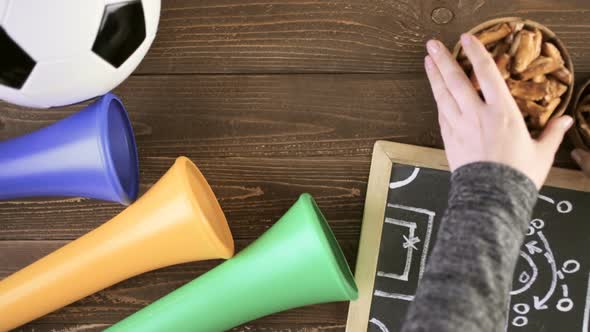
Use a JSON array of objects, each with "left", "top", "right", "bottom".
[
  {"left": 569, "top": 79, "right": 590, "bottom": 150},
  {"left": 452, "top": 17, "right": 575, "bottom": 127}
]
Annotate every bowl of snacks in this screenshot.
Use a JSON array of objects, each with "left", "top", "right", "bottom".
[
  {"left": 452, "top": 17, "right": 574, "bottom": 134},
  {"left": 570, "top": 80, "right": 590, "bottom": 149}
]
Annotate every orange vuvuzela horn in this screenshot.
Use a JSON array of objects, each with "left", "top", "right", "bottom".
[{"left": 0, "top": 157, "right": 234, "bottom": 331}]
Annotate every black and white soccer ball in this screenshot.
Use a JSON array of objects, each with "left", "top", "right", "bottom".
[{"left": 0, "top": 0, "right": 160, "bottom": 108}]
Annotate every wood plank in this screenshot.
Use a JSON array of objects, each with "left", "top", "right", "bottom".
[
  {"left": 0, "top": 239, "right": 356, "bottom": 331},
  {"left": 134, "top": 0, "right": 590, "bottom": 74},
  {"left": 0, "top": 74, "right": 578, "bottom": 241}
]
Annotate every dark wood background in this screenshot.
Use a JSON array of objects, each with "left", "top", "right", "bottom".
[{"left": 1, "top": 0, "right": 589, "bottom": 331}]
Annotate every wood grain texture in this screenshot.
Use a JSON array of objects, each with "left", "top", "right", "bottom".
[
  {"left": 1, "top": 0, "right": 589, "bottom": 330},
  {"left": 0, "top": 73, "right": 580, "bottom": 331},
  {"left": 135, "top": 0, "right": 590, "bottom": 74}
]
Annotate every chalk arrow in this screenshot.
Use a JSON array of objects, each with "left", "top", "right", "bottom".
[
  {"left": 532, "top": 233, "right": 558, "bottom": 311},
  {"left": 525, "top": 241, "right": 543, "bottom": 255},
  {"left": 533, "top": 296, "right": 549, "bottom": 310}
]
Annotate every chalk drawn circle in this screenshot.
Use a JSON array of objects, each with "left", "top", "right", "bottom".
[
  {"left": 556, "top": 201, "right": 573, "bottom": 214},
  {"left": 514, "top": 303, "right": 530, "bottom": 315},
  {"left": 562, "top": 260, "right": 581, "bottom": 274},
  {"left": 518, "top": 271, "right": 531, "bottom": 284},
  {"left": 526, "top": 226, "right": 535, "bottom": 236},
  {"left": 512, "top": 316, "right": 528, "bottom": 327},
  {"left": 530, "top": 219, "right": 545, "bottom": 230},
  {"left": 557, "top": 298, "right": 574, "bottom": 312}
]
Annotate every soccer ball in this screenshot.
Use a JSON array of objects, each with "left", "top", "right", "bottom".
[{"left": 0, "top": 0, "right": 160, "bottom": 108}]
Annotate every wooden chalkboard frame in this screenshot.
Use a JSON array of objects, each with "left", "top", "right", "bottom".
[{"left": 345, "top": 140, "right": 590, "bottom": 331}]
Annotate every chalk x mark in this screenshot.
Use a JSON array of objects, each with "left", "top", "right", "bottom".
[
  {"left": 403, "top": 234, "right": 420, "bottom": 250},
  {"left": 390, "top": 167, "right": 420, "bottom": 189},
  {"left": 369, "top": 318, "right": 390, "bottom": 332},
  {"left": 374, "top": 289, "right": 414, "bottom": 301},
  {"left": 533, "top": 231, "right": 557, "bottom": 310},
  {"left": 583, "top": 273, "right": 590, "bottom": 332},
  {"left": 387, "top": 204, "right": 435, "bottom": 282},
  {"left": 378, "top": 218, "right": 417, "bottom": 281},
  {"left": 511, "top": 252, "right": 538, "bottom": 296}
]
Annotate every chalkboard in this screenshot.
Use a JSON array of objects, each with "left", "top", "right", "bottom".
[{"left": 346, "top": 141, "right": 590, "bottom": 332}]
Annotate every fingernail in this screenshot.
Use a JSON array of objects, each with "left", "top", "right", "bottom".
[
  {"left": 461, "top": 33, "right": 473, "bottom": 46},
  {"left": 427, "top": 40, "right": 440, "bottom": 54},
  {"left": 425, "top": 55, "right": 434, "bottom": 70},
  {"left": 572, "top": 149, "right": 582, "bottom": 163},
  {"left": 562, "top": 115, "right": 574, "bottom": 129}
]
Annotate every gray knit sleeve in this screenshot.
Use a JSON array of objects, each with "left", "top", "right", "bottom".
[{"left": 400, "top": 162, "right": 538, "bottom": 332}]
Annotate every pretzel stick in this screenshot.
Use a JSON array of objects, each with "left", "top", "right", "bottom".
[
  {"left": 530, "top": 98, "right": 561, "bottom": 129},
  {"left": 513, "top": 30, "right": 537, "bottom": 73},
  {"left": 495, "top": 53, "right": 511, "bottom": 80},
  {"left": 546, "top": 78, "right": 568, "bottom": 101},
  {"left": 532, "top": 28, "right": 543, "bottom": 60},
  {"left": 509, "top": 31, "right": 522, "bottom": 57},
  {"left": 517, "top": 98, "right": 545, "bottom": 116},
  {"left": 542, "top": 42, "right": 564, "bottom": 65},
  {"left": 509, "top": 22, "right": 525, "bottom": 34},
  {"left": 519, "top": 56, "right": 561, "bottom": 81},
  {"left": 507, "top": 79, "right": 549, "bottom": 101},
  {"left": 491, "top": 41, "right": 510, "bottom": 58},
  {"left": 550, "top": 67, "right": 572, "bottom": 85},
  {"left": 477, "top": 23, "right": 513, "bottom": 45}
]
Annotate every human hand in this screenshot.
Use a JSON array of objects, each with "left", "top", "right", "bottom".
[
  {"left": 572, "top": 149, "right": 590, "bottom": 176},
  {"left": 424, "top": 34, "right": 574, "bottom": 189}
]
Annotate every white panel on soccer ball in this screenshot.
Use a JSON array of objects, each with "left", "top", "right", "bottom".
[
  {"left": 0, "top": 0, "right": 9, "bottom": 24},
  {"left": 3, "top": 0, "right": 104, "bottom": 61},
  {"left": 0, "top": 85, "right": 47, "bottom": 108},
  {"left": 22, "top": 53, "right": 117, "bottom": 107},
  {"left": 142, "top": 0, "right": 161, "bottom": 37}
]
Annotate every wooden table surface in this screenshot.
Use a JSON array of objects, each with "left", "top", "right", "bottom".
[{"left": 1, "top": 1, "right": 589, "bottom": 331}]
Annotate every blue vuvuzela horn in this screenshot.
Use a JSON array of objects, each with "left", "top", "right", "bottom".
[{"left": 0, "top": 93, "right": 139, "bottom": 205}]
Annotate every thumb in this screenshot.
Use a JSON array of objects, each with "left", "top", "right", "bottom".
[
  {"left": 537, "top": 115, "right": 574, "bottom": 155},
  {"left": 572, "top": 149, "right": 590, "bottom": 176}
]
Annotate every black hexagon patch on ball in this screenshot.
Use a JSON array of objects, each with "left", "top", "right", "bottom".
[
  {"left": 92, "top": 0, "right": 147, "bottom": 68},
  {"left": 0, "top": 27, "right": 36, "bottom": 89}
]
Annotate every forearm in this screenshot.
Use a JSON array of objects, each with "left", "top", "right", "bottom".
[{"left": 401, "top": 162, "right": 538, "bottom": 332}]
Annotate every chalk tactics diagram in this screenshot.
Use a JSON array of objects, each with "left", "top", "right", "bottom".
[
  {"left": 506, "top": 194, "right": 588, "bottom": 331},
  {"left": 370, "top": 172, "right": 588, "bottom": 332}
]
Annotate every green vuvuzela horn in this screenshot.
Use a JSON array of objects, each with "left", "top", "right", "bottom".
[{"left": 108, "top": 193, "right": 358, "bottom": 331}]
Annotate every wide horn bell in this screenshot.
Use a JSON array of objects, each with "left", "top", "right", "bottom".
[
  {"left": 108, "top": 193, "right": 358, "bottom": 331},
  {"left": 0, "top": 93, "right": 139, "bottom": 205},
  {"left": 0, "top": 157, "right": 235, "bottom": 331}
]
